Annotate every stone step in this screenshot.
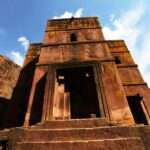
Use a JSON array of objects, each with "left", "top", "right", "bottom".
[
  {"left": 0, "top": 129, "right": 10, "bottom": 140},
  {"left": 31, "top": 118, "right": 110, "bottom": 129},
  {"left": 13, "top": 137, "right": 145, "bottom": 150},
  {"left": 14, "top": 126, "right": 140, "bottom": 142}
]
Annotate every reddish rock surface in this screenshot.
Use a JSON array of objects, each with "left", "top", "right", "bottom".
[{"left": 0, "top": 55, "right": 21, "bottom": 99}]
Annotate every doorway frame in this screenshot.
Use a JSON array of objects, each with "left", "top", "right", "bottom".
[{"left": 50, "top": 61, "right": 105, "bottom": 120}]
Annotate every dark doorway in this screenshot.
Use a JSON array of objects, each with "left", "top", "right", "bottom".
[
  {"left": 56, "top": 66, "right": 101, "bottom": 119},
  {"left": 127, "top": 95, "right": 148, "bottom": 125}
]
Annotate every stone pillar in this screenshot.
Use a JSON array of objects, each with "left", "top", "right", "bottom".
[
  {"left": 100, "top": 61, "right": 134, "bottom": 124},
  {"left": 41, "top": 66, "right": 55, "bottom": 121},
  {"left": 23, "top": 66, "right": 46, "bottom": 127}
]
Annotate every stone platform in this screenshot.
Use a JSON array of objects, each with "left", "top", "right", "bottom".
[{"left": 0, "top": 118, "right": 150, "bottom": 150}]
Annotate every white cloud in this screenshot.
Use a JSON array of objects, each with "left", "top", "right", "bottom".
[
  {"left": 17, "top": 36, "right": 29, "bottom": 51},
  {"left": 74, "top": 8, "right": 83, "bottom": 18},
  {"left": 8, "top": 36, "right": 29, "bottom": 66},
  {"left": 53, "top": 11, "right": 72, "bottom": 19},
  {"left": 53, "top": 8, "right": 83, "bottom": 19},
  {"left": 10, "top": 51, "right": 24, "bottom": 66},
  {"left": 102, "top": 2, "right": 150, "bottom": 86},
  {"left": 103, "top": 3, "right": 145, "bottom": 51},
  {"left": 139, "top": 32, "right": 150, "bottom": 84},
  {"left": 109, "top": 14, "right": 115, "bottom": 22}
]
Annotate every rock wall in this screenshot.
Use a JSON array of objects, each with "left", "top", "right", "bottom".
[{"left": 0, "top": 55, "right": 21, "bottom": 99}]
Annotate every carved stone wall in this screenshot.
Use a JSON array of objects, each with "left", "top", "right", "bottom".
[{"left": 0, "top": 55, "right": 21, "bottom": 99}]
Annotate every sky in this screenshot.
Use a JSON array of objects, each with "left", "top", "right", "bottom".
[{"left": 0, "top": 0, "right": 150, "bottom": 85}]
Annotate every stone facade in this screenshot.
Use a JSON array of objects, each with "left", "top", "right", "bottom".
[{"left": 0, "top": 17, "right": 150, "bottom": 150}]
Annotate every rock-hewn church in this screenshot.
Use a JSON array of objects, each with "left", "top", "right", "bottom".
[{"left": 0, "top": 17, "right": 150, "bottom": 150}]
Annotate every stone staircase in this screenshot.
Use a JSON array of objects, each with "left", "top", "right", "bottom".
[{"left": 6, "top": 118, "right": 150, "bottom": 150}]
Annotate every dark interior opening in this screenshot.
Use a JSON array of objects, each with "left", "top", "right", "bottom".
[
  {"left": 0, "top": 140, "right": 7, "bottom": 150},
  {"left": 127, "top": 95, "right": 148, "bottom": 125},
  {"left": 114, "top": 56, "right": 121, "bottom": 64},
  {"left": 70, "top": 33, "right": 77, "bottom": 42},
  {"left": 57, "top": 66, "right": 100, "bottom": 119},
  {"left": 29, "top": 74, "right": 47, "bottom": 125}
]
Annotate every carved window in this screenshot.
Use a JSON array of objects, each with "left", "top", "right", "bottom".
[
  {"left": 114, "top": 56, "right": 121, "bottom": 64},
  {"left": 70, "top": 33, "right": 77, "bottom": 42}
]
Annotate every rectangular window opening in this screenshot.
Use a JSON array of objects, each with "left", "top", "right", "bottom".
[
  {"left": 70, "top": 33, "right": 77, "bottom": 42},
  {"left": 114, "top": 56, "right": 121, "bottom": 64},
  {"left": 127, "top": 95, "right": 148, "bottom": 125}
]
